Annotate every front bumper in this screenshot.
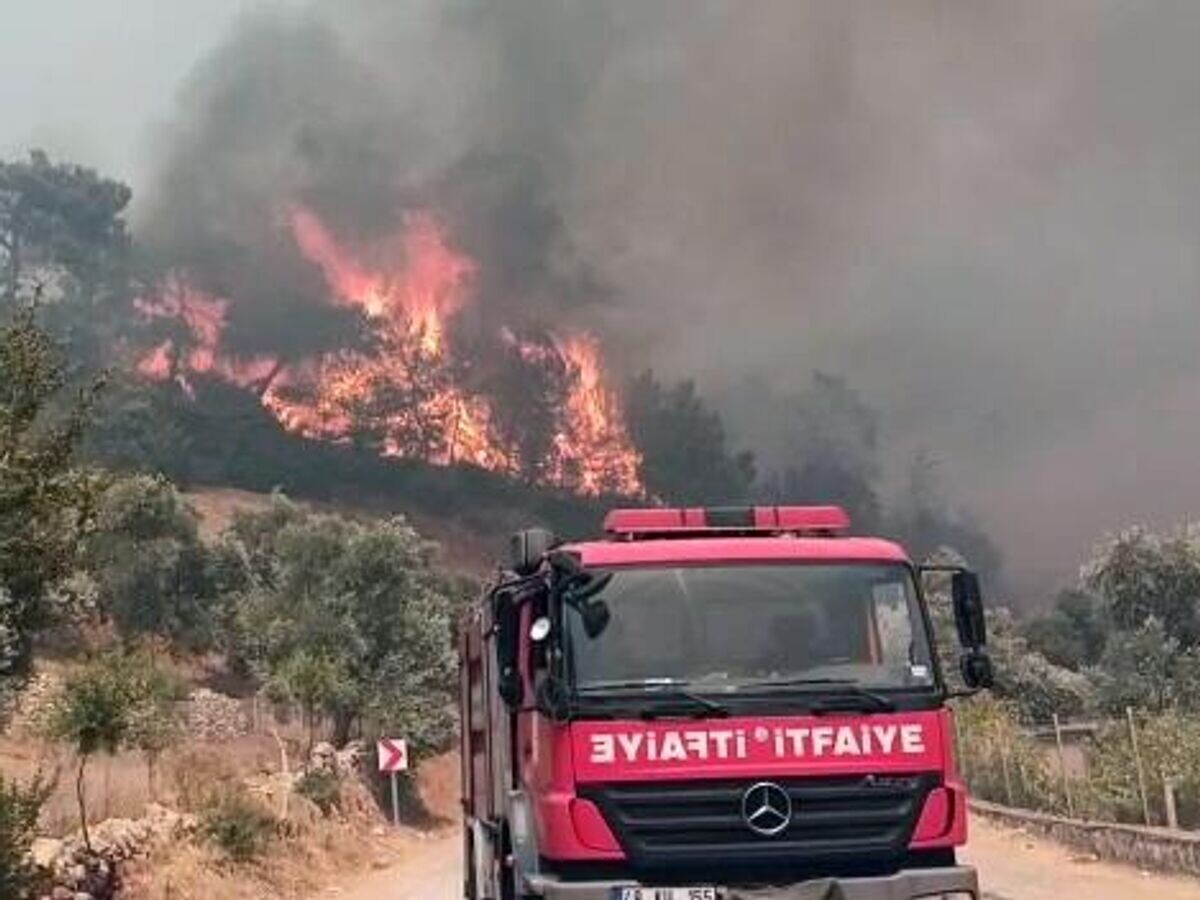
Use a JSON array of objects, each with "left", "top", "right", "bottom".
[{"left": 525, "top": 865, "right": 978, "bottom": 899}]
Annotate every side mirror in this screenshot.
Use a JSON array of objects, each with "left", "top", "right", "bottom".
[
  {"left": 510, "top": 528, "right": 557, "bottom": 576},
  {"left": 960, "top": 649, "right": 995, "bottom": 690},
  {"left": 951, "top": 570, "right": 987, "bottom": 649}
]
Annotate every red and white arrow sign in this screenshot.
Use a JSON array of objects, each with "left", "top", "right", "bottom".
[{"left": 377, "top": 738, "right": 409, "bottom": 773}]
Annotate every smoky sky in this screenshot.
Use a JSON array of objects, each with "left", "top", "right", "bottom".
[{"left": 11, "top": 0, "right": 1200, "bottom": 597}]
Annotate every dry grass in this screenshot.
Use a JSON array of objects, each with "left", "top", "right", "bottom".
[
  {"left": 122, "top": 778, "right": 426, "bottom": 900},
  {"left": 183, "top": 488, "right": 278, "bottom": 540},
  {"left": 122, "top": 817, "right": 402, "bottom": 900},
  {"left": 0, "top": 734, "right": 288, "bottom": 836}
]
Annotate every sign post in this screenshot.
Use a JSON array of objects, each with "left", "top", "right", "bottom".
[{"left": 377, "top": 738, "right": 409, "bottom": 826}]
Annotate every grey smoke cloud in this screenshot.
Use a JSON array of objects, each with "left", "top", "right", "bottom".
[{"left": 17, "top": 0, "right": 1200, "bottom": 597}]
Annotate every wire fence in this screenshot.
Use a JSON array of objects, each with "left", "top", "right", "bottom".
[{"left": 954, "top": 701, "right": 1200, "bottom": 831}]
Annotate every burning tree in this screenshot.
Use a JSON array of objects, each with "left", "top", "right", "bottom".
[{"left": 134, "top": 205, "right": 643, "bottom": 497}]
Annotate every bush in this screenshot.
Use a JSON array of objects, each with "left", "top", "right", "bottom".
[
  {"left": 0, "top": 773, "right": 51, "bottom": 898},
  {"left": 954, "top": 696, "right": 1059, "bottom": 812},
  {"left": 295, "top": 769, "right": 342, "bottom": 817},
  {"left": 1085, "top": 711, "right": 1200, "bottom": 827},
  {"left": 200, "top": 789, "right": 278, "bottom": 863}
]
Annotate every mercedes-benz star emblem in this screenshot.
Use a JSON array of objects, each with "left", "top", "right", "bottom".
[{"left": 741, "top": 781, "right": 792, "bottom": 837}]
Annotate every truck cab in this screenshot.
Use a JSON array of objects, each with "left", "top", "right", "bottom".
[{"left": 459, "top": 506, "right": 992, "bottom": 900}]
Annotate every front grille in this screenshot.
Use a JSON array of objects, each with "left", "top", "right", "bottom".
[{"left": 580, "top": 774, "right": 936, "bottom": 877}]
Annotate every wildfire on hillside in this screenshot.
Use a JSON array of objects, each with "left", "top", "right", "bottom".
[{"left": 135, "top": 207, "right": 643, "bottom": 497}]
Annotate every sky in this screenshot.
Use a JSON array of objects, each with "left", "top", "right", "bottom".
[{"left": 0, "top": 1, "right": 293, "bottom": 181}]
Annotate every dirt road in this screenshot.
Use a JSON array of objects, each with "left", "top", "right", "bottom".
[{"left": 336, "top": 818, "right": 1199, "bottom": 900}]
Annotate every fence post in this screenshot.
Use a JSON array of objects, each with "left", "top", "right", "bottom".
[
  {"left": 1052, "top": 713, "right": 1074, "bottom": 817},
  {"left": 1164, "top": 776, "right": 1180, "bottom": 830},
  {"left": 1126, "top": 706, "right": 1151, "bottom": 826},
  {"left": 999, "top": 737, "right": 1014, "bottom": 806}
]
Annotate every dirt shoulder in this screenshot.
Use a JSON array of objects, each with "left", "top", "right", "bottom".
[{"left": 965, "top": 816, "right": 1200, "bottom": 900}]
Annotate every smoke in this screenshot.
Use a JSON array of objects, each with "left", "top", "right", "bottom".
[{"left": 138, "top": 1, "right": 1200, "bottom": 595}]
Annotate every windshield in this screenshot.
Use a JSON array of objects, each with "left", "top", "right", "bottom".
[{"left": 566, "top": 563, "right": 935, "bottom": 692}]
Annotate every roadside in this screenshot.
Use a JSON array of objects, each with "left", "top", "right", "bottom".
[
  {"left": 964, "top": 817, "right": 1199, "bottom": 900},
  {"left": 331, "top": 817, "right": 1200, "bottom": 900}
]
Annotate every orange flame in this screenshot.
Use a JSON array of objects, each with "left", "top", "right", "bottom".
[{"left": 136, "top": 207, "right": 643, "bottom": 496}]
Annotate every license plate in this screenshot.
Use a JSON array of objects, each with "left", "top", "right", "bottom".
[{"left": 612, "top": 889, "right": 717, "bottom": 900}]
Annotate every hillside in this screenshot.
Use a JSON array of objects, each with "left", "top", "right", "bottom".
[{"left": 182, "top": 485, "right": 518, "bottom": 577}]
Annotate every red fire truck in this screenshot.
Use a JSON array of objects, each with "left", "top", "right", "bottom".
[{"left": 459, "top": 506, "right": 993, "bottom": 900}]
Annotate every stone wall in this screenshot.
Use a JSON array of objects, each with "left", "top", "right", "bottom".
[{"left": 971, "top": 799, "right": 1200, "bottom": 878}]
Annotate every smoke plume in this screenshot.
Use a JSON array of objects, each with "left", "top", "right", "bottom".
[{"left": 138, "top": 1, "right": 1200, "bottom": 596}]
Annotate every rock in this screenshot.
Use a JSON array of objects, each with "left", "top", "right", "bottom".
[
  {"left": 51, "top": 887, "right": 74, "bottom": 900},
  {"left": 337, "top": 741, "right": 367, "bottom": 774},
  {"left": 310, "top": 742, "right": 338, "bottom": 774},
  {"left": 184, "top": 688, "right": 249, "bottom": 740},
  {"left": 31, "top": 837, "right": 64, "bottom": 870}
]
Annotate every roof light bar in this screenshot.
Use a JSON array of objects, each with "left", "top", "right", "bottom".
[{"left": 603, "top": 505, "right": 850, "bottom": 537}]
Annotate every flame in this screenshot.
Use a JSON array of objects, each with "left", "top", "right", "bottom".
[
  {"left": 550, "top": 334, "right": 642, "bottom": 496},
  {"left": 289, "top": 208, "right": 469, "bottom": 355},
  {"left": 135, "top": 207, "right": 643, "bottom": 496}
]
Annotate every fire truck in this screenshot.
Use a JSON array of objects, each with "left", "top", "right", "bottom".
[{"left": 458, "top": 506, "right": 994, "bottom": 900}]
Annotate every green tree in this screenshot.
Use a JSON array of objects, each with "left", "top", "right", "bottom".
[
  {"left": 0, "top": 303, "right": 102, "bottom": 686},
  {"left": 267, "top": 648, "right": 356, "bottom": 753},
  {"left": 48, "top": 655, "right": 132, "bottom": 850},
  {"left": 0, "top": 772, "right": 50, "bottom": 898},
  {"left": 226, "top": 497, "right": 460, "bottom": 753},
  {"left": 626, "top": 370, "right": 755, "bottom": 503},
  {"left": 1023, "top": 588, "right": 1110, "bottom": 670},
  {"left": 0, "top": 151, "right": 133, "bottom": 367},
  {"left": 123, "top": 660, "right": 183, "bottom": 800},
  {"left": 1083, "top": 525, "right": 1200, "bottom": 648},
  {"left": 83, "top": 475, "right": 217, "bottom": 648},
  {"left": 1088, "top": 618, "right": 1180, "bottom": 715},
  {"left": 47, "top": 650, "right": 178, "bottom": 848}
]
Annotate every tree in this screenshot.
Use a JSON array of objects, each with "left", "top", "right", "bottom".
[
  {"left": 0, "top": 151, "right": 133, "bottom": 367},
  {"left": 0, "top": 303, "right": 102, "bottom": 686},
  {"left": 83, "top": 475, "right": 218, "bottom": 648},
  {"left": 226, "top": 497, "right": 461, "bottom": 752},
  {"left": 486, "top": 336, "right": 568, "bottom": 484},
  {"left": 48, "top": 651, "right": 179, "bottom": 847},
  {"left": 47, "top": 654, "right": 132, "bottom": 849},
  {"left": 886, "top": 450, "right": 1003, "bottom": 585},
  {"left": 1089, "top": 618, "right": 1180, "bottom": 715},
  {"left": 1083, "top": 525, "right": 1200, "bottom": 648},
  {"left": 770, "top": 372, "right": 881, "bottom": 531},
  {"left": 924, "top": 548, "right": 1091, "bottom": 722},
  {"left": 1023, "top": 588, "right": 1110, "bottom": 670},
  {"left": 267, "top": 648, "right": 356, "bottom": 753},
  {"left": 625, "top": 370, "right": 755, "bottom": 503},
  {"left": 0, "top": 772, "right": 50, "bottom": 898},
  {"left": 122, "top": 660, "right": 183, "bottom": 800}
]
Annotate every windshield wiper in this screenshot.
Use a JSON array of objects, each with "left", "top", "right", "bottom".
[
  {"left": 736, "top": 677, "right": 896, "bottom": 713},
  {"left": 575, "top": 679, "right": 729, "bottom": 718}
]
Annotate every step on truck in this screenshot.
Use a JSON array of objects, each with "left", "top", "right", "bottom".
[{"left": 459, "top": 505, "right": 994, "bottom": 900}]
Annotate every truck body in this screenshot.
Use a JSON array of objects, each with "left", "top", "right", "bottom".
[{"left": 459, "top": 505, "right": 991, "bottom": 900}]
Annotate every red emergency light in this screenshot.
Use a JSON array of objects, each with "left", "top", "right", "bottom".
[{"left": 603, "top": 505, "right": 850, "bottom": 538}]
